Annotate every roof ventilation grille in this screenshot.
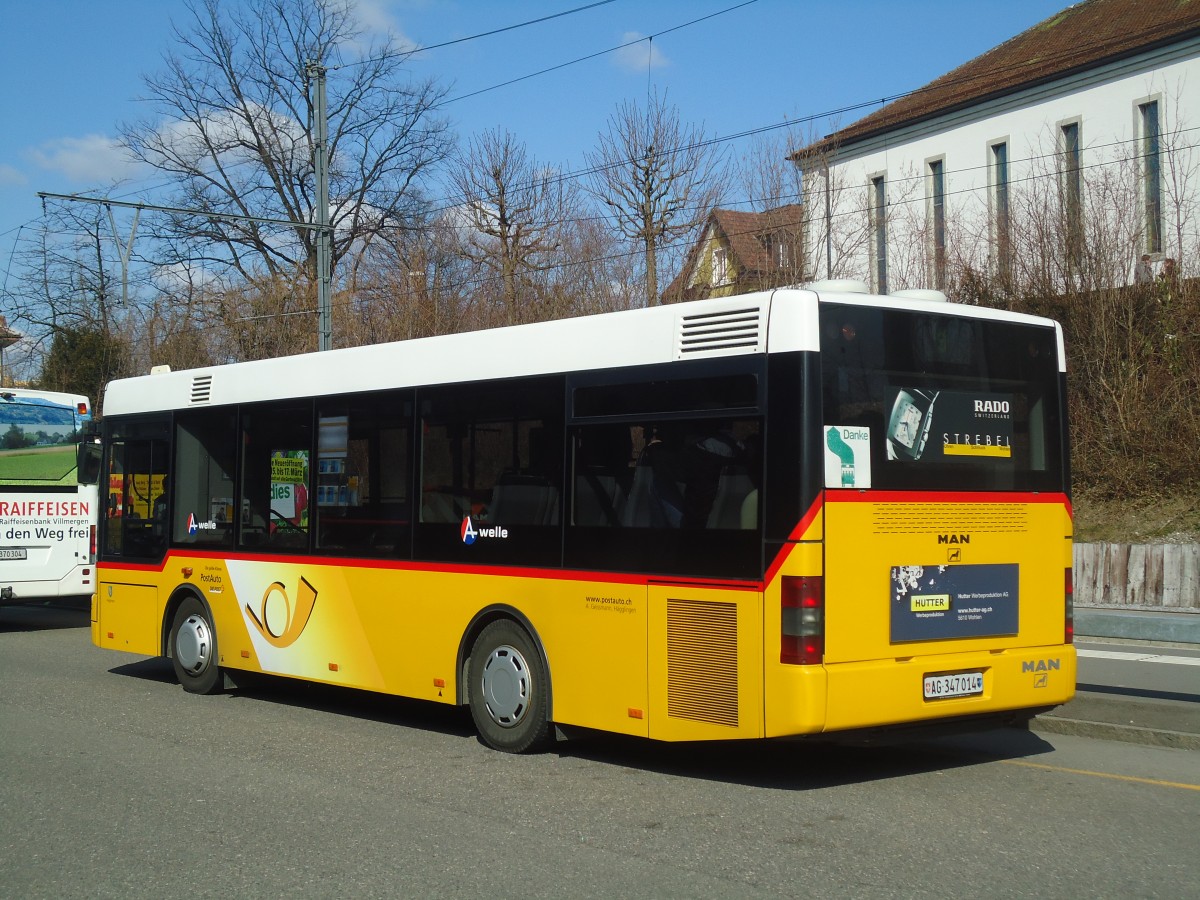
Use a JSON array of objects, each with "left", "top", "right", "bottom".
[
  {"left": 676, "top": 305, "right": 764, "bottom": 358},
  {"left": 190, "top": 374, "right": 213, "bottom": 405}
]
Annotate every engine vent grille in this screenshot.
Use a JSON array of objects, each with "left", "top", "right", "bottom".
[
  {"left": 666, "top": 598, "right": 739, "bottom": 727},
  {"left": 190, "top": 375, "right": 213, "bottom": 405},
  {"left": 676, "top": 304, "right": 765, "bottom": 359}
]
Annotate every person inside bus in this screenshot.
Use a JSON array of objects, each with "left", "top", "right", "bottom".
[
  {"left": 634, "top": 422, "right": 746, "bottom": 530},
  {"left": 632, "top": 424, "right": 686, "bottom": 528},
  {"left": 677, "top": 422, "right": 745, "bottom": 529},
  {"left": 151, "top": 477, "right": 169, "bottom": 542}
]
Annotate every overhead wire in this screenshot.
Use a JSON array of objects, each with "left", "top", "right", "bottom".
[{"left": 436, "top": 0, "right": 758, "bottom": 107}]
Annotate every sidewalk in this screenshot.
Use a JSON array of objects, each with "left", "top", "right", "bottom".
[
  {"left": 1032, "top": 688, "right": 1200, "bottom": 751},
  {"left": 1030, "top": 607, "right": 1200, "bottom": 750}
]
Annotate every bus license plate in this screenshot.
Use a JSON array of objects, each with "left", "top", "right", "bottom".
[
  {"left": 924, "top": 671, "right": 984, "bottom": 700},
  {"left": 0, "top": 548, "right": 27, "bottom": 560}
]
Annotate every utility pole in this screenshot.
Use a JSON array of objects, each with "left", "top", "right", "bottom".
[{"left": 308, "top": 61, "right": 333, "bottom": 352}]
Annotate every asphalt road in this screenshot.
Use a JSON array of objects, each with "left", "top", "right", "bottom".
[
  {"left": 2, "top": 601, "right": 1198, "bottom": 899},
  {"left": 1077, "top": 639, "right": 1200, "bottom": 698}
]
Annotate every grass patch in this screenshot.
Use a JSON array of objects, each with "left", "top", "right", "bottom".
[{"left": 1074, "top": 491, "right": 1200, "bottom": 544}]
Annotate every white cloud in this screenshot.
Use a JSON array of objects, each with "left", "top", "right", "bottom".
[
  {"left": 0, "top": 164, "right": 26, "bottom": 187},
  {"left": 343, "top": 0, "right": 419, "bottom": 55},
  {"left": 154, "top": 103, "right": 308, "bottom": 173},
  {"left": 26, "top": 134, "right": 139, "bottom": 184},
  {"left": 613, "top": 32, "right": 669, "bottom": 73}
]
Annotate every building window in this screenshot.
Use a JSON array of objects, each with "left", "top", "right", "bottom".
[
  {"left": 991, "top": 141, "right": 1011, "bottom": 278},
  {"left": 712, "top": 247, "right": 729, "bottom": 286},
  {"left": 1140, "top": 100, "right": 1162, "bottom": 254},
  {"left": 870, "top": 175, "right": 888, "bottom": 294},
  {"left": 928, "top": 159, "right": 946, "bottom": 290},
  {"left": 1060, "top": 120, "right": 1083, "bottom": 265}
]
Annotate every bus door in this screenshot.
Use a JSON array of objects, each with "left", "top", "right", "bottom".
[{"left": 98, "top": 418, "right": 170, "bottom": 654}]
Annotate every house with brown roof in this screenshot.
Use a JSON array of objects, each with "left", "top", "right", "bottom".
[
  {"left": 793, "top": 0, "right": 1200, "bottom": 294},
  {"left": 663, "top": 204, "right": 804, "bottom": 303}
]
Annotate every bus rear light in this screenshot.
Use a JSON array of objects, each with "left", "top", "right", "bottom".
[
  {"left": 781, "top": 575, "right": 824, "bottom": 665},
  {"left": 89, "top": 525, "right": 97, "bottom": 563},
  {"left": 77, "top": 402, "right": 89, "bottom": 416},
  {"left": 1065, "top": 567, "right": 1074, "bottom": 644}
]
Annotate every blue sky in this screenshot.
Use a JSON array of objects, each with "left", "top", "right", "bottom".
[{"left": 0, "top": 0, "right": 1071, "bottom": 288}]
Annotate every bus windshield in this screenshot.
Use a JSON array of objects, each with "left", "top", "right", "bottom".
[
  {"left": 0, "top": 391, "right": 87, "bottom": 485},
  {"left": 820, "top": 303, "right": 1066, "bottom": 493}
]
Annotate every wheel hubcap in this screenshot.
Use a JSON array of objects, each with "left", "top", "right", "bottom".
[
  {"left": 480, "top": 644, "right": 530, "bottom": 727},
  {"left": 176, "top": 614, "right": 212, "bottom": 675}
]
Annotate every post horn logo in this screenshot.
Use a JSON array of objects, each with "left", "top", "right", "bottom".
[{"left": 245, "top": 576, "right": 318, "bottom": 648}]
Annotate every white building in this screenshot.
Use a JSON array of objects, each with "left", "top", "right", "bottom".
[{"left": 795, "top": 0, "right": 1200, "bottom": 294}]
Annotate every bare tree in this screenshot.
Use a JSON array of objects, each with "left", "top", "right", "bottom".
[
  {"left": 348, "top": 208, "right": 477, "bottom": 343},
  {"left": 585, "top": 91, "right": 726, "bottom": 306},
  {"left": 3, "top": 207, "right": 131, "bottom": 397},
  {"left": 121, "top": 0, "right": 453, "bottom": 310},
  {"left": 451, "top": 129, "right": 580, "bottom": 325}
]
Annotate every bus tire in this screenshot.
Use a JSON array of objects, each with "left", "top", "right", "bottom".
[
  {"left": 468, "top": 619, "right": 551, "bottom": 753},
  {"left": 170, "top": 597, "right": 222, "bottom": 695}
]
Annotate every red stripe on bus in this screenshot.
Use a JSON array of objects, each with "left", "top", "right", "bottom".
[{"left": 786, "top": 496, "right": 824, "bottom": 543}]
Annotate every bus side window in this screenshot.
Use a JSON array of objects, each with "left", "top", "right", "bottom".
[
  {"left": 238, "top": 404, "right": 314, "bottom": 553},
  {"left": 573, "top": 419, "right": 761, "bottom": 531},
  {"left": 174, "top": 409, "right": 237, "bottom": 548},
  {"left": 315, "top": 393, "right": 413, "bottom": 557}
]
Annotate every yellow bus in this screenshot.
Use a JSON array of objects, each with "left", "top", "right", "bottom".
[{"left": 92, "top": 286, "right": 1074, "bottom": 752}]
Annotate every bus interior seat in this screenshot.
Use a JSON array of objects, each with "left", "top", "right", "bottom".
[
  {"left": 573, "top": 473, "right": 625, "bottom": 526},
  {"left": 706, "top": 472, "right": 756, "bottom": 529},
  {"left": 489, "top": 478, "right": 560, "bottom": 525}
]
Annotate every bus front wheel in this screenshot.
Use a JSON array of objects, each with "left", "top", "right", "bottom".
[
  {"left": 468, "top": 619, "right": 551, "bottom": 753},
  {"left": 170, "top": 597, "right": 223, "bottom": 695}
]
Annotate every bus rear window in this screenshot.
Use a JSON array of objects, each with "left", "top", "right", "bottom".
[{"left": 819, "top": 304, "right": 1065, "bottom": 492}]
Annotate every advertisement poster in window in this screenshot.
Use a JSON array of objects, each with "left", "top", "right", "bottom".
[
  {"left": 885, "top": 389, "right": 1014, "bottom": 463},
  {"left": 270, "top": 450, "right": 309, "bottom": 533}
]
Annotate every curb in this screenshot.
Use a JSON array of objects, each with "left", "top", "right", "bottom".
[
  {"left": 1031, "top": 713, "right": 1200, "bottom": 751},
  {"left": 1076, "top": 609, "right": 1200, "bottom": 645}
]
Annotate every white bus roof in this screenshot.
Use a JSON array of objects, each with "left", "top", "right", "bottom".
[{"left": 102, "top": 288, "right": 1065, "bottom": 417}]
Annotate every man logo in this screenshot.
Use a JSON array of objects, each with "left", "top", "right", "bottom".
[
  {"left": 461, "top": 516, "right": 478, "bottom": 545},
  {"left": 1021, "top": 658, "right": 1061, "bottom": 673}
]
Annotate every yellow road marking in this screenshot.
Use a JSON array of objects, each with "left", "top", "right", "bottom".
[{"left": 1003, "top": 759, "right": 1200, "bottom": 792}]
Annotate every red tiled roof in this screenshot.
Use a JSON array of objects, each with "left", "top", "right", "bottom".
[
  {"left": 662, "top": 204, "right": 804, "bottom": 301},
  {"left": 799, "top": 0, "right": 1200, "bottom": 155},
  {"left": 712, "top": 205, "right": 804, "bottom": 277}
]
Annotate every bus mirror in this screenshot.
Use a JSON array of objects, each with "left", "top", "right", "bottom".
[{"left": 78, "top": 440, "right": 103, "bottom": 486}]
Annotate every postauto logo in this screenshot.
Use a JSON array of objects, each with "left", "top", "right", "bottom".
[{"left": 460, "top": 516, "right": 508, "bottom": 545}]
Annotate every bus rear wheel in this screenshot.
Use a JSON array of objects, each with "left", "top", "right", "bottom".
[
  {"left": 468, "top": 619, "right": 551, "bottom": 753},
  {"left": 170, "top": 597, "right": 222, "bottom": 695}
]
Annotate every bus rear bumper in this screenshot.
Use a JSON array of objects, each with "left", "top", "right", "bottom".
[{"left": 820, "top": 645, "right": 1076, "bottom": 735}]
